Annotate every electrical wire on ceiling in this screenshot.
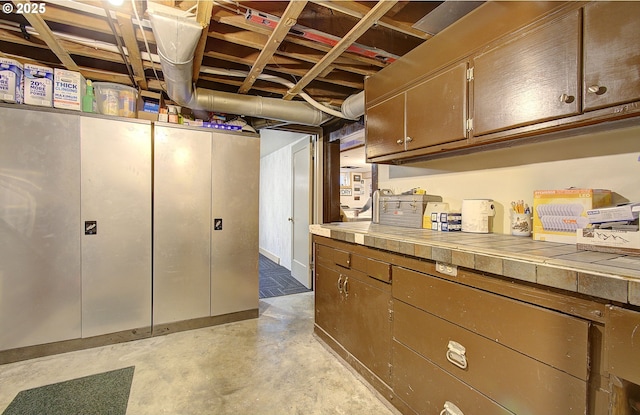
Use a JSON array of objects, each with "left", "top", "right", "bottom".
[{"left": 102, "top": 2, "right": 137, "bottom": 87}]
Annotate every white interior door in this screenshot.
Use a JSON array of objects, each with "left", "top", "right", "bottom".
[{"left": 291, "top": 137, "right": 312, "bottom": 289}]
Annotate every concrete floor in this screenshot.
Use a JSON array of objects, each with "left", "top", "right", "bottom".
[{"left": 0, "top": 292, "right": 399, "bottom": 415}]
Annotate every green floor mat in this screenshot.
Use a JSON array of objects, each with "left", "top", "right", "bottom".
[{"left": 2, "top": 366, "right": 134, "bottom": 415}]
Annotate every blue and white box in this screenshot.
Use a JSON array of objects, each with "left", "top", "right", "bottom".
[
  {"left": 54, "top": 68, "right": 85, "bottom": 111},
  {"left": 24, "top": 64, "right": 54, "bottom": 107},
  {"left": 0, "top": 58, "right": 23, "bottom": 104}
]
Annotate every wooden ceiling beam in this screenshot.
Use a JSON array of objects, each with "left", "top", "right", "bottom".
[
  {"left": 283, "top": 0, "right": 398, "bottom": 100},
  {"left": 202, "top": 50, "right": 363, "bottom": 90},
  {"left": 238, "top": 0, "right": 308, "bottom": 94},
  {"left": 40, "top": 4, "right": 156, "bottom": 44},
  {"left": 206, "top": 23, "right": 378, "bottom": 77},
  {"left": 309, "top": 0, "right": 430, "bottom": 40},
  {"left": 211, "top": 7, "right": 387, "bottom": 69},
  {"left": 11, "top": 0, "right": 80, "bottom": 71},
  {"left": 116, "top": 12, "right": 148, "bottom": 89},
  {"left": 192, "top": 0, "right": 215, "bottom": 81}
]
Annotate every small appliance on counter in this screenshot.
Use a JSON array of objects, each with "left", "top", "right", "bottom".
[
  {"left": 375, "top": 190, "right": 442, "bottom": 228},
  {"left": 461, "top": 199, "right": 496, "bottom": 233}
]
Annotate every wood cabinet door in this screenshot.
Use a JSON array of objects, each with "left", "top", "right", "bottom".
[
  {"left": 341, "top": 274, "right": 392, "bottom": 383},
  {"left": 583, "top": 2, "right": 640, "bottom": 112},
  {"left": 314, "top": 263, "right": 344, "bottom": 344},
  {"left": 605, "top": 305, "right": 640, "bottom": 385},
  {"left": 406, "top": 61, "right": 468, "bottom": 149},
  {"left": 365, "top": 93, "right": 405, "bottom": 159},
  {"left": 472, "top": 10, "right": 581, "bottom": 137}
]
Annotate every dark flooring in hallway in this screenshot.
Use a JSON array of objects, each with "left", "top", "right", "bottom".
[{"left": 259, "top": 254, "right": 310, "bottom": 299}]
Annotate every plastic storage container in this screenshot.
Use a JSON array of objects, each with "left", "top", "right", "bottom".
[{"left": 93, "top": 82, "right": 138, "bottom": 118}]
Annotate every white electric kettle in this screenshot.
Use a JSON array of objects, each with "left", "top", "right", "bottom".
[{"left": 461, "top": 199, "right": 496, "bottom": 233}]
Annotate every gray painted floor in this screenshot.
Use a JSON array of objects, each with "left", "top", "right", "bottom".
[{"left": 0, "top": 292, "right": 399, "bottom": 415}]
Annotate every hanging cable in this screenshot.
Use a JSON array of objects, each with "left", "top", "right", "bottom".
[{"left": 102, "top": 3, "right": 137, "bottom": 87}]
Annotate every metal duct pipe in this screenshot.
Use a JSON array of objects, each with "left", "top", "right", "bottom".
[
  {"left": 147, "top": 5, "right": 333, "bottom": 126},
  {"left": 341, "top": 91, "right": 365, "bottom": 120}
]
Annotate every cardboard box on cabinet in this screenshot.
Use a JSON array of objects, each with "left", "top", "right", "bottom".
[{"left": 137, "top": 90, "right": 163, "bottom": 121}]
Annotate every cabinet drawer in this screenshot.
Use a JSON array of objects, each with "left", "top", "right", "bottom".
[
  {"left": 393, "top": 266, "right": 589, "bottom": 380},
  {"left": 394, "top": 300, "right": 587, "bottom": 415},
  {"left": 393, "top": 340, "right": 514, "bottom": 415},
  {"left": 315, "top": 244, "right": 351, "bottom": 269},
  {"left": 351, "top": 254, "right": 391, "bottom": 282},
  {"left": 605, "top": 305, "right": 640, "bottom": 385}
]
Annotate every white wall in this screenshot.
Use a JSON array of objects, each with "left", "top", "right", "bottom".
[
  {"left": 340, "top": 171, "right": 372, "bottom": 209},
  {"left": 259, "top": 131, "right": 307, "bottom": 269},
  {"left": 379, "top": 124, "right": 640, "bottom": 234}
]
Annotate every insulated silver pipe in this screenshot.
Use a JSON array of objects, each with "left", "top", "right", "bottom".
[{"left": 148, "top": 5, "right": 334, "bottom": 126}]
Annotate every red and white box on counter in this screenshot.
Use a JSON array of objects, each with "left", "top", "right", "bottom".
[{"left": 577, "top": 228, "right": 640, "bottom": 256}]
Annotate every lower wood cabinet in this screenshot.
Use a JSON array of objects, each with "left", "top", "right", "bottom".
[
  {"left": 312, "top": 235, "right": 639, "bottom": 415},
  {"left": 314, "top": 240, "right": 392, "bottom": 384}
]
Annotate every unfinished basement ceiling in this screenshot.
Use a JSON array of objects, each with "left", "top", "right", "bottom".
[{"left": 0, "top": 1, "right": 481, "bottom": 124}]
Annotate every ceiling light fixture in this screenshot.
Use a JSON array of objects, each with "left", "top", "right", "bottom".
[{"left": 108, "top": 0, "right": 124, "bottom": 6}]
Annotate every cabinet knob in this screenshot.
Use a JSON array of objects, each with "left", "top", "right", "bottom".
[
  {"left": 405, "top": 136, "right": 413, "bottom": 143},
  {"left": 287, "top": 217, "right": 293, "bottom": 222},
  {"left": 559, "top": 93, "right": 575, "bottom": 104},
  {"left": 588, "top": 85, "right": 606, "bottom": 95},
  {"left": 396, "top": 139, "right": 404, "bottom": 145}
]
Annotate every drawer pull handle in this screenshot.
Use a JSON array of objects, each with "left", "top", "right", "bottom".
[
  {"left": 446, "top": 340, "right": 468, "bottom": 370},
  {"left": 343, "top": 277, "right": 349, "bottom": 297},
  {"left": 337, "top": 275, "right": 344, "bottom": 293},
  {"left": 440, "top": 401, "right": 464, "bottom": 415}
]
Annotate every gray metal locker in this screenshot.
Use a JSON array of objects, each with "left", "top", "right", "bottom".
[
  {"left": 0, "top": 106, "right": 82, "bottom": 350},
  {"left": 210, "top": 131, "right": 260, "bottom": 316},
  {"left": 153, "top": 124, "right": 212, "bottom": 325},
  {"left": 80, "top": 117, "right": 152, "bottom": 337}
]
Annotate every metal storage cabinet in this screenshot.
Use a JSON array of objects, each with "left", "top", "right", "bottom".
[
  {"left": 153, "top": 124, "right": 259, "bottom": 323},
  {"left": 80, "top": 117, "right": 152, "bottom": 337},
  {"left": 0, "top": 106, "right": 82, "bottom": 350},
  {"left": 210, "top": 131, "right": 259, "bottom": 316},
  {"left": 153, "top": 125, "right": 212, "bottom": 325}
]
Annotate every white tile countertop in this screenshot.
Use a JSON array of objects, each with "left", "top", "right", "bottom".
[{"left": 310, "top": 222, "right": 640, "bottom": 306}]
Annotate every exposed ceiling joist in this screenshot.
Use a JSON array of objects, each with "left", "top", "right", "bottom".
[
  {"left": 309, "top": 0, "right": 430, "bottom": 40},
  {"left": 192, "top": 0, "right": 215, "bottom": 81},
  {"left": 283, "top": 0, "right": 399, "bottom": 101},
  {"left": 116, "top": 12, "right": 148, "bottom": 89},
  {"left": 11, "top": 0, "right": 80, "bottom": 71},
  {"left": 238, "top": 0, "right": 308, "bottom": 94}
]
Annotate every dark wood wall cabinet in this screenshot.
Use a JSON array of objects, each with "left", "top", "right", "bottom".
[
  {"left": 365, "top": 1, "right": 640, "bottom": 164},
  {"left": 313, "top": 235, "right": 640, "bottom": 415}
]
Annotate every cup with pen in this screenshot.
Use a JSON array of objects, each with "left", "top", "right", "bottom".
[{"left": 510, "top": 200, "right": 532, "bottom": 236}]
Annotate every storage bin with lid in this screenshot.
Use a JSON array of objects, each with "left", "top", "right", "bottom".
[{"left": 93, "top": 82, "right": 138, "bottom": 118}]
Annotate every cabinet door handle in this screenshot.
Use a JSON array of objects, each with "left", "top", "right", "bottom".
[
  {"left": 446, "top": 340, "right": 468, "bottom": 369},
  {"left": 337, "top": 275, "right": 344, "bottom": 293},
  {"left": 588, "top": 85, "right": 606, "bottom": 95},
  {"left": 343, "top": 277, "right": 349, "bottom": 296},
  {"left": 396, "top": 138, "right": 404, "bottom": 145},
  {"left": 559, "top": 93, "right": 575, "bottom": 103},
  {"left": 440, "top": 401, "right": 464, "bottom": 415},
  {"left": 405, "top": 136, "right": 413, "bottom": 143}
]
